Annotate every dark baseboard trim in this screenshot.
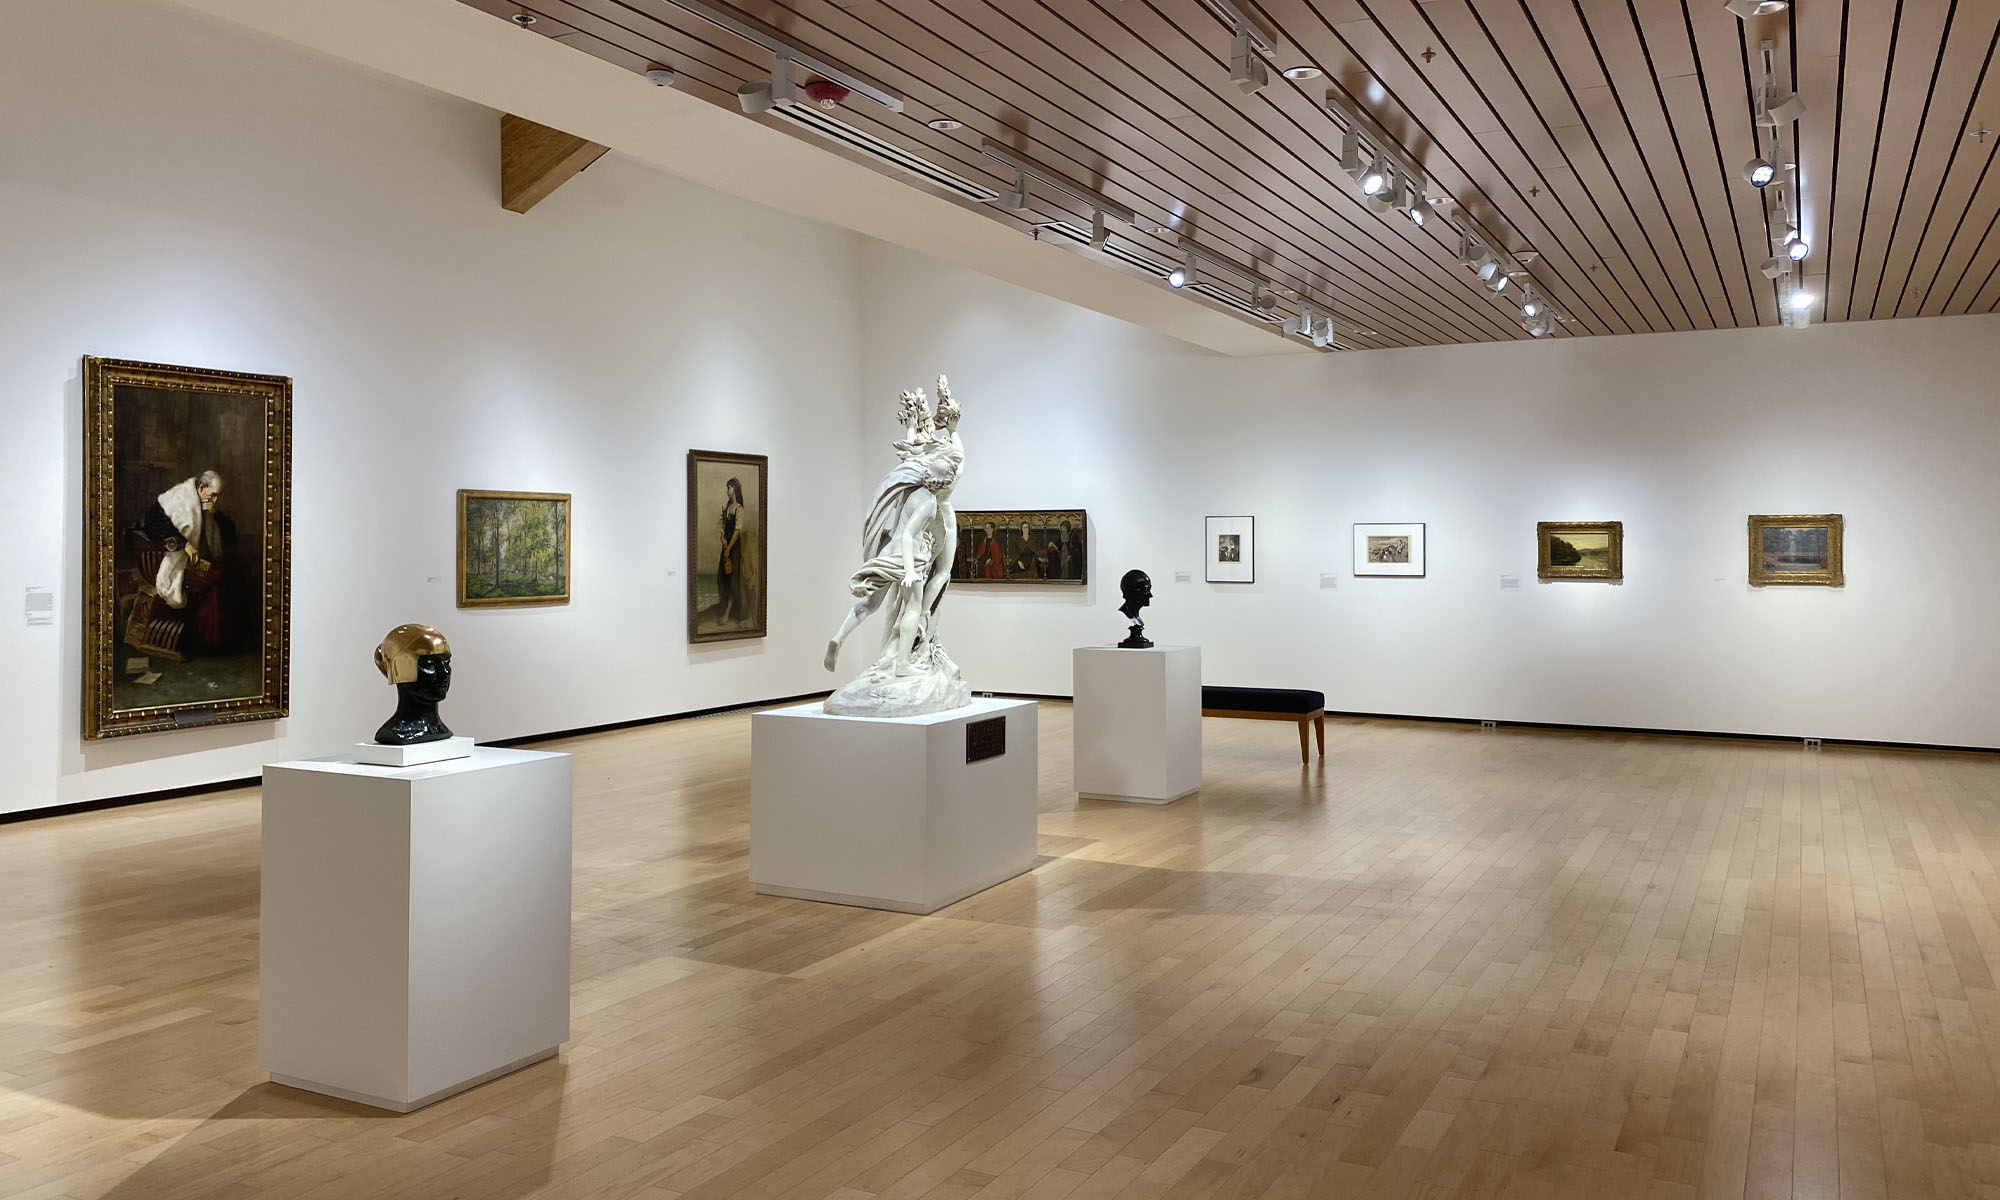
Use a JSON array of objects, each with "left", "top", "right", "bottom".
[
  {"left": 6, "top": 692, "right": 839, "bottom": 826},
  {"left": 1, "top": 776, "right": 261, "bottom": 826},
  {"left": 1319, "top": 709, "right": 2000, "bottom": 756},
  {"left": 490, "top": 691, "right": 835, "bottom": 748}
]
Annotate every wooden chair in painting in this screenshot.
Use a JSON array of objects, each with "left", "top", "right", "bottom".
[{"left": 118, "top": 528, "right": 190, "bottom": 662}]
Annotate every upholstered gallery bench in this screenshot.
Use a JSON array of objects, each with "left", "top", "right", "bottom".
[{"left": 1200, "top": 687, "right": 1326, "bottom": 763}]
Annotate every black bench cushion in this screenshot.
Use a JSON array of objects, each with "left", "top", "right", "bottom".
[{"left": 1201, "top": 686, "right": 1325, "bottom": 714}]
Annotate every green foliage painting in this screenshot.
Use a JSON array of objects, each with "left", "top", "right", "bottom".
[{"left": 457, "top": 490, "right": 571, "bottom": 606}]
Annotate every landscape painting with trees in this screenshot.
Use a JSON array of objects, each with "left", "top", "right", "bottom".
[
  {"left": 1537, "top": 521, "right": 1623, "bottom": 581},
  {"left": 457, "top": 490, "right": 571, "bottom": 607}
]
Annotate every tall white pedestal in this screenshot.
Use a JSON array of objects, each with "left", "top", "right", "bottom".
[
  {"left": 259, "top": 747, "right": 573, "bottom": 1112},
  {"left": 751, "top": 697, "right": 1038, "bottom": 914},
  {"left": 1073, "top": 645, "right": 1203, "bottom": 804}
]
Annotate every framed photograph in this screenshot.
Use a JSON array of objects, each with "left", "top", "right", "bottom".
[
  {"left": 1205, "top": 515, "right": 1255, "bottom": 583},
  {"left": 457, "top": 490, "right": 571, "bottom": 607},
  {"left": 950, "top": 509, "right": 1086, "bottom": 584},
  {"left": 687, "top": 450, "right": 767, "bottom": 642},
  {"left": 1748, "top": 514, "right": 1843, "bottom": 586},
  {"left": 1537, "top": 521, "right": 1622, "bottom": 581},
  {"left": 1354, "top": 522, "right": 1425, "bottom": 577},
  {"left": 82, "top": 356, "right": 291, "bottom": 740}
]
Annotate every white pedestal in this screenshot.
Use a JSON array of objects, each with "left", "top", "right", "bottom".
[
  {"left": 259, "top": 747, "right": 573, "bottom": 1112},
  {"left": 750, "top": 697, "right": 1038, "bottom": 914},
  {"left": 352, "top": 735, "right": 474, "bottom": 767},
  {"left": 1073, "top": 645, "right": 1203, "bottom": 804}
]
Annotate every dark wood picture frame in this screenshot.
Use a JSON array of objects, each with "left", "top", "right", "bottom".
[
  {"left": 82, "top": 356, "right": 292, "bottom": 740},
  {"left": 687, "top": 449, "right": 768, "bottom": 643}
]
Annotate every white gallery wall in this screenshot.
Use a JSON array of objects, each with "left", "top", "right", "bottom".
[
  {"left": 0, "top": 0, "right": 868, "bottom": 813},
  {"left": 862, "top": 242, "right": 2000, "bottom": 749}
]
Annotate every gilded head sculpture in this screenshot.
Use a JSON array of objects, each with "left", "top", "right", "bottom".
[{"left": 374, "top": 624, "right": 451, "bottom": 684}]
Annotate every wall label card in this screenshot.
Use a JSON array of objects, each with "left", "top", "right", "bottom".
[
  {"left": 24, "top": 587, "right": 54, "bottom": 626},
  {"left": 966, "top": 716, "right": 1007, "bottom": 763}
]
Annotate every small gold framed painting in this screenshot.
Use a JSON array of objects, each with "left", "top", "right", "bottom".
[
  {"left": 1748, "top": 514, "right": 1843, "bottom": 587},
  {"left": 1537, "top": 521, "right": 1623, "bottom": 581}
]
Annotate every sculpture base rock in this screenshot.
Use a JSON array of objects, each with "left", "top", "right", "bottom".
[{"left": 824, "top": 646, "right": 973, "bottom": 718}]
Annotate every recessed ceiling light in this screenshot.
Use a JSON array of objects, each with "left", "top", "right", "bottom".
[
  {"left": 926, "top": 117, "right": 963, "bottom": 131},
  {"left": 1282, "top": 66, "right": 1322, "bottom": 81},
  {"left": 511, "top": 11, "right": 537, "bottom": 25}
]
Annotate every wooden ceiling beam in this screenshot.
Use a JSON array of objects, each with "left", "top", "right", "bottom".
[{"left": 501, "top": 112, "right": 609, "bottom": 213}]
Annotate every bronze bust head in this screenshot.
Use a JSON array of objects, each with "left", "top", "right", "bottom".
[{"left": 373, "top": 624, "right": 454, "bottom": 745}]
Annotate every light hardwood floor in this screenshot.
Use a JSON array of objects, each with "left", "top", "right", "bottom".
[{"left": 6, "top": 705, "right": 2000, "bottom": 1199}]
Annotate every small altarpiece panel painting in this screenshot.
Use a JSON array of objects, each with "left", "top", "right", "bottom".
[
  {"left": 458, "top": 491, "right": 571, "bottom": 608},
  {"left": 1353, "top": 523, "right": 1426, "bottom": 577},
  {"left": 1537, "top": 521, "right": 1623, "bottom": 581},
  {"left": 1748, "top": 514, "right": 1843, "bottom": 587},
  {"left": 687, "top": 450, "right": 767, "bottom": 642},
  {"left": 82, "top": 356, "right": 292, "bottom": 740},
  {"left": 950, "top": 510, "right": 1087, "bottom": 584},
  {"left": 1206, "top": 515, "right": 1255, "bottom": 583}
]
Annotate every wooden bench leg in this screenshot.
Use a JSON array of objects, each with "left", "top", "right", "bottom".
[
  {"left": 1314, "top": 714, "right": 1325, "bottom": 758},
  {"left": 1297, "top": 717, "right": 1309, "bottom": 764}
]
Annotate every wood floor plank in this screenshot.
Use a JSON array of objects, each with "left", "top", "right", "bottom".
[{"left": 3, "top": 707, "right": 2000, "bottom": 1198}]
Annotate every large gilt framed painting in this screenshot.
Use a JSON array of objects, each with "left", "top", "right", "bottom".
[
  {"left": 1748, "top": 514, "right": 1843, "bottom": 586},
  {"left": 1537, "top": 520, "right": 1623, "bottom": 581},
  {"left": 687, "top": 450, "right": 767, "bottom": 642},
  {"left": 82, "top": 357, "right": 291, "bottom": 740},
  {"left": 457, "top": 490, "right": 571, "bottom": 607},
  {"left": 950, "top": 509, "right": 1087, "bottom": 584}
]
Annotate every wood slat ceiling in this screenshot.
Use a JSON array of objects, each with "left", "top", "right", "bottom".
[{"left": 459, "top": 0, "right": 2000, "bottom": 349}]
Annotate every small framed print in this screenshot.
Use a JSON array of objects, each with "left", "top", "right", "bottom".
[
  {"left": 1205, "top": 515, "right": 1254, "bottom": 583},
  {"left": 1354, "top": 523, "right": 1425, "bottom": 577},
  {"left": 1537, "top": 520, "right": 1622, "bottom": 581},
  {"left": 1748, "top": 514, "right": 1843, "bottom": 587}
]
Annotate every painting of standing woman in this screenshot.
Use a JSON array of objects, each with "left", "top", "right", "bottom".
[
  {"left": 951, "top": 510, "right": 1087, "bottom": 584},
  {"left": 688, "top": 450, "right": 768, "bottom": 642}
]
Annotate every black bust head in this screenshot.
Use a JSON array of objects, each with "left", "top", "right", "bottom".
[
  {"left": 373, "top": 625, "right": 455, "bottom": 745},
  {"left": 1117, "top": 569, "right": 1154, "bottom": 649}
]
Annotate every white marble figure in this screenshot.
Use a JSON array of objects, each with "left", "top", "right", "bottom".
[{"left": 822, "top": 376, "right": 973, "bottom": 717}]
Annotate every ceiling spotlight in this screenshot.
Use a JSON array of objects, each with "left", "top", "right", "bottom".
[
  {"left": 1760, "top": 91, "right": 1806, "bottom": 126},
  {"left": 1725, "top": 0, "right": 1786, "bottom": 16},
  {"left": 1786, "top": 235, "right": 1810, "bottom": 261},
  {"left": 1282, "top": 65, "right": 1322, "bottom": 81},
  {"left": 1760, "top": 255, "right": 1791, "bottom": 279},
  {"left": 1408, "top": 197, "right": 1434, "bottom": 226},
  {"left": 1475, "top": 254, "right": 1502, "bottom": 281},
  {"left": 1743, "top": 157, "right": 1775, "bottom": 186},
  {"left": 511, "top": 11, "right": 538, "bottom": 25},
  {"left": 1458, "top": 233, "right": 1487, "bottom": 268},
  {"left": 1169, "top": 247, "right": 1197, "bottom": 289},
  {"left": 1521, "top": 288, "right": 1542, "bottom": 317},
  {"left": 1229, "top": 32, "right": 1269, "bottom": 95},
  {"left": 1788, "top": 288, "right": 1813, "bottom": 312},
  {"left": 1359, "top": 156, "right": 1389, "bottom": 196},
  {"left": 1526, "top": 312, "right": 1556, "bottom": 337},
  {"left": 927, "top": 117, "right": 963, "bottom": 131},
  {"left": 646, "top": 66, "right": 676, "bottom": 86},
  {"left": 1490, "top": 273, "right": 1511, "bottom": 293},
  {"left": 1250, "top": 283, "right": 1277, "bottom": 312},
  {"left": 1283, "top": 303, "right": 1315, "bottom": 337}
]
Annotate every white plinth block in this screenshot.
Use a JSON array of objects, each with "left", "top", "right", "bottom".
[
  {"left": 260, "top": 747, "right": 573, "bottom": 1112},
  {"left": 351, "top": 735, "right": 474, "bottom": 767},
  {"left": 1072, "top": 645, "right": 1203, "bottom": 804},
  {"left": 751, "top": 698, "right": 1038, "bottom": 914}
]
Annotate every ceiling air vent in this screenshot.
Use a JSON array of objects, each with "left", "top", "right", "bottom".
[{"left": 766, "top": 103, "right": 998, "bottom": 204}]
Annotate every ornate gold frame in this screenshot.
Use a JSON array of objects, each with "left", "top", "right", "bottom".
[
  {"left": 82, "top": 356, "right": 292, "bottom": 740},
  {"left": 1748, "top": 513, "right": 1844, "bottom": 587},
  {"left": 456, "top": 490, "right": 572, "bottom": 607},
  {"left": 1537, "top": 520, "right": 1623, "bottom": 581},
  {"left": 951, "top": 509, "right": 1089, "bottom": 585},
  {"left": 686, "top": 450, "right": 768, "bottom": 643}
]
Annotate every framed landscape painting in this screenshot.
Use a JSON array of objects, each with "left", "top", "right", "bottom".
[
  {"left": 1354, "top": 522, "right": 1425, "bottom": 577},
  {"left": 457, "top": 490, "right": 571, "bottom": 607},
  {"left": 1205, "top": 515, "right": 1255, "bottom": 583},
  {"left": 1537, "top": 520, "right": 1622, "bottom": 581},
  {"left": 950, "top": 509, "right": 1087, "bottom": 584},
  {"left": 1748, "top": 514, "right": 1843, "bottom": 586},
  {"left": 82, "top": 356, "right": 292, "bottom": 739},
  {"left": 687, "top": 450, "right": 767, "bottom": 642}
]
